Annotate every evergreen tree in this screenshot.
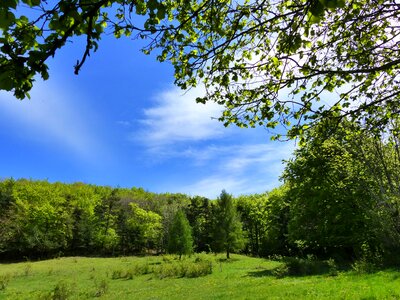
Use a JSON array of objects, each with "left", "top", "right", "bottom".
[
  {"left": 212, "top": 190, "right": 245, "bottom": 259},
  {"left": 168, "top": 211, "right": 193, "bottom": 259}
]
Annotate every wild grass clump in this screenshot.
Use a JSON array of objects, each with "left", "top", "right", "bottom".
[
  {"left": 0, "top": 274, "right": 11, "bottom": 291},
  {"left": 184, "top": 260, "right": 212, "bottom": 278},
  {"left": 93, "top": 278, "right": 109, "bottom": 297},
  {"left": 131, "top": 262, "right": 151, "bottom": 275},
  {"left": 23, "top": 264, "right": 32, "bottom": 276},
  {"left": 40, "top": 281, "right": 72, "bottom": 300},
  {"left": 111, "top": 269, "right": 126, "bottom": 280},
  {"left": 110, "top": 257, "right": 212, "bottom": 280},
  {"left": 153, "top": 258, "right": 212, "bottom": 279},
  {"left": 111, "top": 268, "right": 135, "bottom": 280}
]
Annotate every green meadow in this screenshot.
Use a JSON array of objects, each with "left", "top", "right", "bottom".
[{"left": 1, "top": 254, "right": 400, "bottom": 300}]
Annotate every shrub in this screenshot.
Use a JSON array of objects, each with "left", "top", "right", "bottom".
[
  {"left": 352, "top": 259, "right": 376, "bottom": 274},
  {"left": 272, "top": 264, "right": 289, "bottom": 279},
  {"left": 327, "top": 258, "right": 338, "bottom": 276},
  {"left": 273, "top": 257, "right": 335, "bottom": 278}
]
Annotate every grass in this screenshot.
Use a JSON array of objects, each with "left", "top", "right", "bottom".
[{"left": 0, "top": 254, "right": 400, "bottom": 299}]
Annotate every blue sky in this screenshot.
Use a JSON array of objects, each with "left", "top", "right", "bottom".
[{"left": 0, "top": 33, "right": 295, "bottom": 199}]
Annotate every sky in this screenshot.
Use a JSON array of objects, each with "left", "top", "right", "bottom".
[{"left": 0, "top": 31, "right": 295, "bottom": 199}]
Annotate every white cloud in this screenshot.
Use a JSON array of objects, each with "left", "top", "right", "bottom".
[
  {"left": 0, "top": 78, "right": 104, "bottom": 162},
  {"left": 135, "top": 85, "right": 296, "bottom": 199},
  {"left": 173, "top": 142, "right": 295, "bottom": 198},
  {"left": 137, "top": 86, "right": 224, "bottom": 146}
]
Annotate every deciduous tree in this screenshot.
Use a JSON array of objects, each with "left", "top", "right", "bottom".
[{"left": 2, "top": 1, "right": 400, "bottom": 138}]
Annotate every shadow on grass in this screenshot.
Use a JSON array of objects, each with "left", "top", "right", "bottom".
[
  {"left": 247, "top": 268, "right": 277, "bottom": 277},
  {"left": 216, "top": 257, "right": 240, "bottom": 263},
  {"left": 247, "top": 257, "right": 400, "bottom": 279},
  {"left": 247, "top": 257, "right": 339, "bottom": 278}
]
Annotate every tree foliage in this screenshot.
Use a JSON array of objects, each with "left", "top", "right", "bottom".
[
  {"left": 167, "top": 210, "right": 193, "bottom": 258},
  {"left": 0, "top": 179, "right": 190, "bottom": 258},
  {"left": 236, "top": 193, "right": 268, "bottom": 256},
  {"left": 282, "top": 117, "right": 400, "bottom": 260},
  {"left": 212, "top": 190, "right": 245, "bottom": 259},
  {"left": 2, "top": 0, "right": 399, "bottom": 138},
  {"left": 185, "top": 196, "right": 213, "bottom": 253}
]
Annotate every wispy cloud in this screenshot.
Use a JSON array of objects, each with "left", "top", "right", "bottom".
[
  {"left": 0, "top": 78, "right": 105, "bottom": 162},
  {"left": 133, "top": 84, "right": 295, "bottom": 198},
  {"left": 136, "top": 86, "right": 224, "bottom": 146},
  {"left": 172, "top": 142, "right": 295, "bottom": 198}
]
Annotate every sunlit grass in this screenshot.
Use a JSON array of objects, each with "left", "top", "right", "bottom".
[{"left": 0, "top": 254, "right": 399, "bottom": 299}]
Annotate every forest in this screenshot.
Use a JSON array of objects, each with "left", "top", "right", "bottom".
[{"left": 1, "top": 117, "right": 400, "bottom": 268}]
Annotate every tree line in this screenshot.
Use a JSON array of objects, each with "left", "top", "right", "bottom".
[
  {"left": 1, "top": 116, "right": 400, "bottom": 264},
  {"left": 0, "top": 181, "right": 244, "bottom": 260}
]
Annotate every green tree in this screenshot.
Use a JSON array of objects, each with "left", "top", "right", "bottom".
[
  {"left": 93, "top": 188, "right": 120, "bottom": 253},
  {"left": 282, "top": 118, "right": 394, "bottom": 259},
  {"left": 65, "top": 183, "right": 101, "bottom": 255},
  {"left": 126, "top": 203, "right": 163, "bottom": 253},
  {"left": 236, "top": 194, "right": 268, "bottom": 256},
  {"left": 0, "top": 180, "right": 71, "bottom": 256},
  {"left": 0, "top": 178, "right": 15, "bottom": 214},
  {"left": 212, "top": 190, "right": 245, "bottom": 259},
  {"left": 185, "top": 196, "right": 213, "bottom": 253},
  {"left": 167, "top": 210, "right": 193, "bottom": 259},
  {"left": 2, "top": 1, "right": 400, "bottom": 139},
  {"left": 261, "top": 186, "right": 291, "bottom": 257}
]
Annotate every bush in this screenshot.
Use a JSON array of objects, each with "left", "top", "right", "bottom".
[
  {"left": 352, "top": 259, "right": 377, "bottom": 274},
  {"left": 327, "top": 258, "right": 338, "bottom": 276},
  {"left": 273, "top": 256, "right": 334, "bottom": 278}
]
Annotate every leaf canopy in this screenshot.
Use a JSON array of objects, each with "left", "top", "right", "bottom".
[{"left": 1, "top": 0, "right": 399, "bottom": 137}]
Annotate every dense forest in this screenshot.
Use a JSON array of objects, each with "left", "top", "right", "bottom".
[{"left": 1, "top": 118, "right": 400, "bottom": 267}]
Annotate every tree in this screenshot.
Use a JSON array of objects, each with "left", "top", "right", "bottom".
[
  {"left": 185, "top": 196, "right": 213, "bottom": 252},
  {"left": 236, "top": 193, "right": 268, "bottom": 256},
  {"left": 2, "top": 1, "right": 400, "bottom": 138},
  {"left": 281, "top": 117, "right": 400, "bottom": 260},
  {"left": 126, "top": 202, "right": 163, "bottom": 253},
  {"left": 0, "top": 180, "right": 71, "bottom": 256},
  {"left": 212, "top": 190, "right": 245, "bottom": 259},
  {"left": 261, "top": 186, "right": 291, "bottom": 257},
  {"left": 167, "top": 210, "right": 193, "bottom": 259}
]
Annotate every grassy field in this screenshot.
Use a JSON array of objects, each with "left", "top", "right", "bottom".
[{"left": 0, "top": 254, "right": 400, "bottom": 299}]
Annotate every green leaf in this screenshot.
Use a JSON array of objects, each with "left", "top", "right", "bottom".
[
  {"left": 1, "top": 0, "right": 18, "bottom": 10},
  {"left": 0, "top": 10, "right": 15, "bottom": 29},
  {"left": 0, "top": 72, "right": 14, "bottom": 91}
]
